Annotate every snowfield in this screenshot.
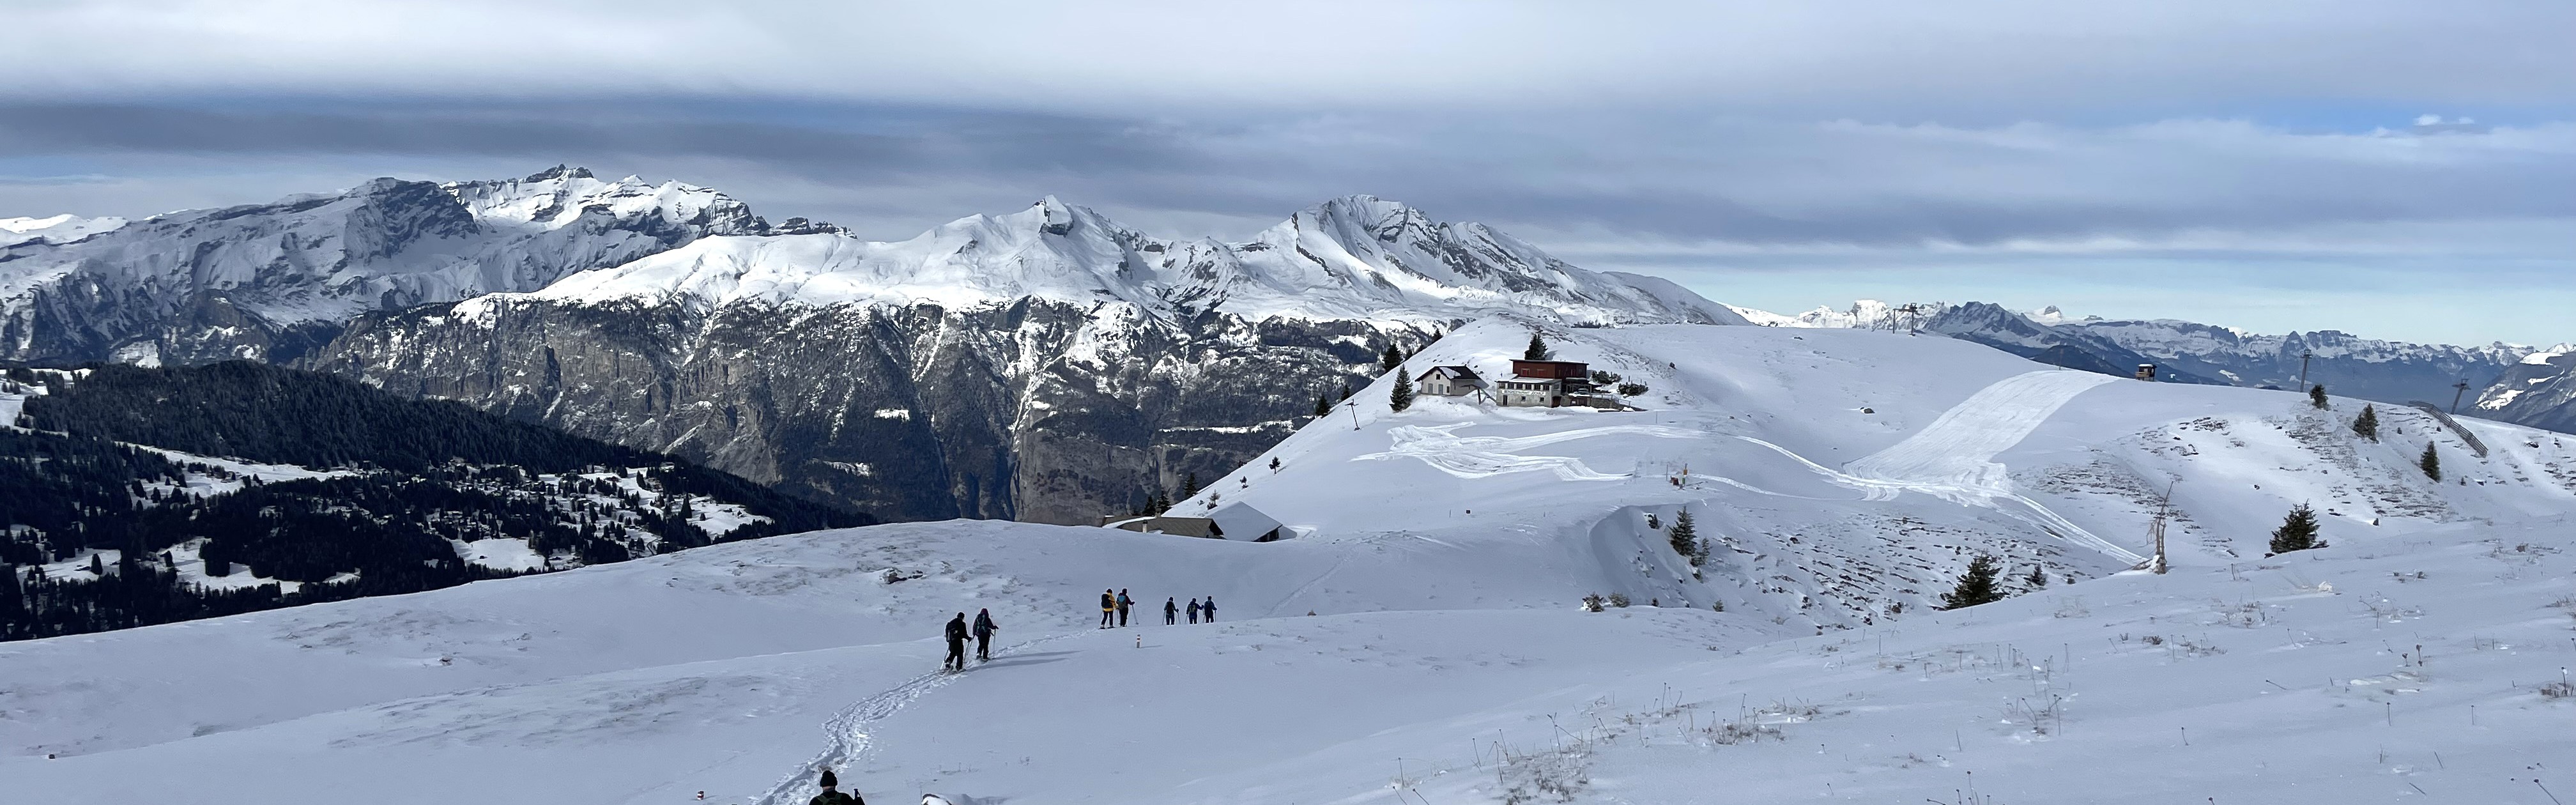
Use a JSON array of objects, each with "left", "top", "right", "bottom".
[{"left": 5, "top": 320, "right": 2572, "bottom": 804}]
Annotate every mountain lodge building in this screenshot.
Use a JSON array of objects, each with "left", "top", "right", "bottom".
[
  {"left": 1416, "top": 365, "right": 1484, "bottom": 396},
  {"left": 1497, "top": 360, "right": 1594, "bottom": 408}
]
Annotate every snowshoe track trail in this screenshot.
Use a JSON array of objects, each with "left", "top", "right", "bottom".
[{"left": 753, "top": 634, "right": 1076, "bottom": 805}]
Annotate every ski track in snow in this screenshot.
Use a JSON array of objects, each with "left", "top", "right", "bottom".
[
  {"left": 1730, "top": 370, "right": 2145, "bottom": 564},
  {"left": 1354, "top": 422, "right": 1701, "bottom": 480},
  {"left": 752, "top": 633, "right": 1078, "bottom": 805},
  {"left": 1843, "top": 369, "right": 2118, "bottom": 494}
]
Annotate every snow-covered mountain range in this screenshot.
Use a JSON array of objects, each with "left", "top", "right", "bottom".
[
  {"left": 525, "top": 194, "right": 1741, "bottom": 325},
  {"left": 1738, "top": 300, "right": 2571, "bottom": 433},
  {"left": 0, "top": 167, "right": 823, "bottom": 365},
  {"left": 10, "top": 318, "right": 2570, "bottom": 804},
  {"left": 279, "top": 177, "right": 1740, "bottom": 522}
]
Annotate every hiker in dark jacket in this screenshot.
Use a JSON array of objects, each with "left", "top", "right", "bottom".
[
  {"left": 943, "top": 613, "right": 969, "bottom": 671},
  {"left": 1163, "top": 597, "right": 1178, "bottom": 625},
  {"left": 972, "top": 608, "right": 997, "bottom": 662},
  {"left": 1186, "top": 597, "right": 1199, "bottom": 624},
  {"left": 1099, "top": 589, "right": 1116, "bottom": 628},
  {"left": 1202, "top": 596, "right": 1216, "bottom": 622},
  {"left": 809, "top": 769, "right": 862, "bottom": 805},
  {"left": 1117, "top": 589, "right": 1134, "bottom": 627}
]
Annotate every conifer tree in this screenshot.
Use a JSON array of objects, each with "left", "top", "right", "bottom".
[
  {"left": 1390, "top": 366, "right": 1415, "bottom": 412},
  {"left": 2308, "top": 384, "right": 2329, "bottom": 410},
  {"left": 1938, "top": 555, "right": 2005, "bottom": 610},
  {"left": 1269, "top": 457, "right": 1282, "bottom": 471},
  {"left": 1524, "top": 330, "right": 1553, "bottom": 361},
  {"left": 1667, "top": 509, "right": 1701, "bottom": 565},
  {"left": 1314, "top": 393, "right": 1330, "bottom": 417},
  {"left": 2418, "top": 442, "right": 2441, "bottom": 480},
  {"left": 1183, "top": 472, "right": 1200, "bottom": 498},
  {"left": 2352, "top": 404, "right": 2379, "bottom": 441},
  {"left": 1338, "top": 383, "right": 1353, "bottom": 401},
  {"left": 2268, "top": 502, "right": 2325, "bottom": 555},
  {"left": 1381, "top": 342, "right": 1404, "bottom": 371},
  {"left": 2025, "top": 565, "right": 2048, "bottom": 588}
]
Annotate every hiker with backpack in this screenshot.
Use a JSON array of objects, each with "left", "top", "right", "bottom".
[
  {"left": 1116, "top": 589, "right": 1134, "bottom": 627},
  {"left": 942, "top": 613, "right": 968, "bottom": 671},
  {"left": 1099, "top": 589, "right": 1116, "bottom": 629},
  {"left": 1163, "top": 596, "right": 1178, "bottom": 625},
  {"left": 971, "top": 608, "right": 997, "bottom": 662}
]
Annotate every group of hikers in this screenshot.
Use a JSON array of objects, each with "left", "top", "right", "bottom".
[
  {"left": 935, "top": 588, "right": 1223, "bottom": 672},
  {"left": 1099, "top": 588, "right": 1216, "bottom": 627},
  {"left": 939, "top": 609, "right": 999, "bottom": 672}
]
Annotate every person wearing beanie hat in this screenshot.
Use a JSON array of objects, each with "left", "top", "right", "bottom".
[{"left": 809, "top": 769, "right": 861, "bottom": 805}]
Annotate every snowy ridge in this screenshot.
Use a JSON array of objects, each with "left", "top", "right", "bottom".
[
  {"left": 0, "top": 214, "right": 125, "bottom": 247},
  {"left": 510, "top": 195, "right": 1745, "bottom": 325},
  {"left": 1733, "top": 298, "right": 2575, "bottom": 433}
]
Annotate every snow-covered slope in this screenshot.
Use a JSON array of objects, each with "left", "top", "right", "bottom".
[
  {"left": 1176, "top": 319, "right": 2575, "bottom": 620},
  {"left": 0, "top": 167, "right": 780, "bottom": 364},
  {"left": 7, "top": 319, "right": 2572, "bottom": 803}
]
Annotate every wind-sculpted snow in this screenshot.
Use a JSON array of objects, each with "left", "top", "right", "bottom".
[{"left": 1355, "top": 422, "right": 1701, "bottom": 480}]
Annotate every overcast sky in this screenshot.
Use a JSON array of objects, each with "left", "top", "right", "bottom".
[{"left": 3, "top": 1, "right": 2570, "bottom": 344}]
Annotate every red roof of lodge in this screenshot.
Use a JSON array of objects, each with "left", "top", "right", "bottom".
[{"left": 1510, "top": 360, "right": 1590, "bottom": 379}]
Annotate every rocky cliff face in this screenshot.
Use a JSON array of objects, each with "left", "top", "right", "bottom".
[
  {"left": 302, "top": 189, "right": 1734, "bottom": 523},
  {"left": 310, "top": 294, "right": 1406, "bottom": 523}
]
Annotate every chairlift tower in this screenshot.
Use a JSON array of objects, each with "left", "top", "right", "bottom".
[
  {"left": 2451, "top": 381, "right": 2471, "bottom": 415},
  {"left": 2299, "top": 351, "right": 2313, "bottom": 388}
]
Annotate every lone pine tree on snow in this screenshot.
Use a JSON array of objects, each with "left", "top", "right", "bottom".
[
  {"left": 2025, "top": 565, "right": 2048, "bottom": 588},
  {"left": 2419, "top": 442, "right": 2441, "bottom": 480},
  {"left": 2268, "top": 502, "right": 2326, "bottom": 555},
  {"left": 1525, "top": 330, "right": 1552, "bottom": 361},
  {"left": 1380, "top": 342, "right": 1404, "bottom": 371},
  {"left": 2309, "top": 384, "right": 2329, "bottom": 410},
  {"left": 1313, "top": 393, "right": 1331, "bottom": 417},
  {"left": 1938, "top": 555, "right": 2005, "bottom": 610},
  {"left": 2352, "top": 404, "right": 2380, "bottom": 441},
  {"left": 1389, "top": 365, "right": 1414, "bottom": 412},
  {"left": 1667, "top": 508, "right": 1700, "bottom": 565}
]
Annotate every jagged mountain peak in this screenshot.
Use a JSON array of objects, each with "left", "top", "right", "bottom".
[{"left": 513, "top": 194, "right": 1742, "bottom": 326}]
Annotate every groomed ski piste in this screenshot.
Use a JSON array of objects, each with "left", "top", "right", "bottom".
[{"left": 6, "top": 319, "right": 2573, "bottom": 804}]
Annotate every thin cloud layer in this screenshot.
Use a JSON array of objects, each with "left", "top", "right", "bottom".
[
  {"left": 6, "top": 1, "right": 2570, "bottom": 114},
  {"left": 0, "top": 2, "right": 2568, "bottom": 344}
]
